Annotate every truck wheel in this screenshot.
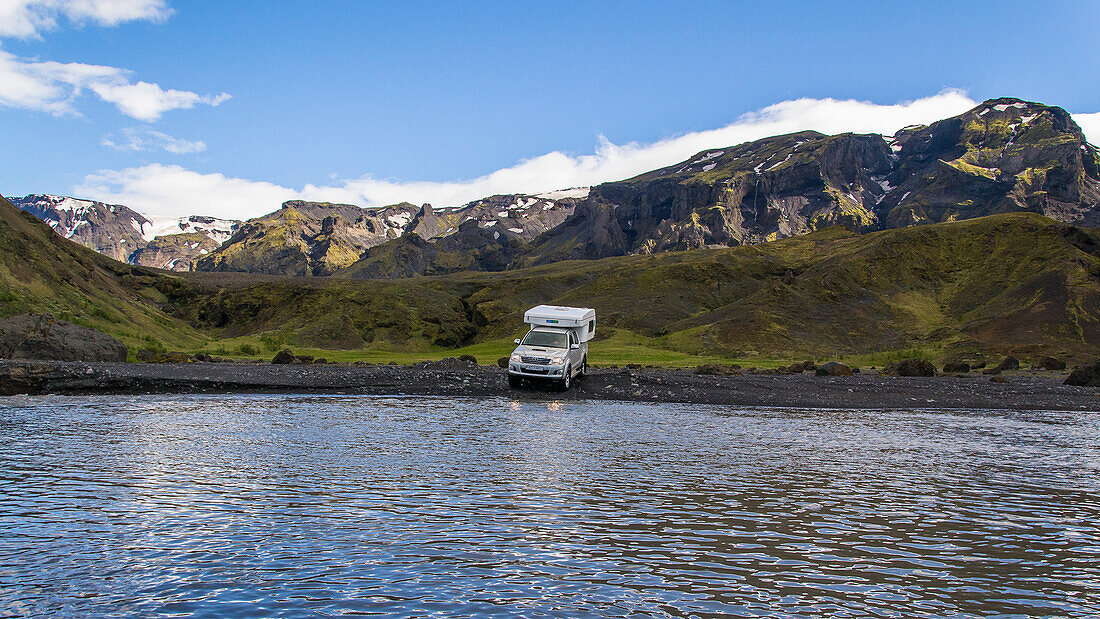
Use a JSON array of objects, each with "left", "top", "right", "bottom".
[
  {"left": 508, "top": 374, "right": 521, "bottom": 389},
  {"left": 559, "top": 366, "right": 571, "bottom": 391}
]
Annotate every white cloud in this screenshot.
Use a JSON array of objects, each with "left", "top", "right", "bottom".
[
  {"left": 89, "top": 81, "right": 230, "bottom": 121},
  {"left": 0, "top": 0, "right": 170, "bottom": 39},
  {"left": 102, "top": 127, "right": 205, "bottom": 153},
  {"left": 76, "top": 164, "right": 297, "bottom": 219},
  {"left": 305, "top": 90, "right": 985, "bottom": 207},
  {"left": 76, "top": 91, "right": 987, "bottom": 219},
  {"left": 1074, "top": 112, "right": 1100, "bottom": 146},
  {"left": 0, "top": 49, "right": 230, "bottom": 120}
]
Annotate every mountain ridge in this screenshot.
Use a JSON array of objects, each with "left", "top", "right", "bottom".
[
  {"left": 9, "top": 194, "right": 240, "bottom": 271},
  {"left": 10, "top": 97, "right": 1100, "bottom": 279},
  {"left": 2, "top": 191, "right": 1098, "bottom": 361}
]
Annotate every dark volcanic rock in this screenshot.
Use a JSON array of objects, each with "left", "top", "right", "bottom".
[
  {"left": 942, "top": 362, "right": 971, "bottom": 374},
  {"left": 0, "top": 314, "right": 126, "bottom": 362},
  {"left": 1064, "top": 361, "right": 1100, "bottom": 387},
  {"left": 881, "top": 359, "right": 936, "bottom": 377},
  {"left": 271, "top": 349, "right": 295, "bottom": 364},
  {"left": 995, "top": 356, "right": 1021, "bottom": 372},
  {"left": 1035, "top": 356, "right": 1067, "bottom": 371},
  {"left": 141, "top": 352, "right": 192, "bottom": 363},
  {"left": 816, "top": 361, "right": 854, "bottom": 376},
  {"left": 497, "top": 356, "right": 509, "bottom": 369},
  {"left": 693, "top": 363, "right": 741, "bottom": 376},
  {"left": 414, "top": 357, "right": 481, "bottom": 371}
]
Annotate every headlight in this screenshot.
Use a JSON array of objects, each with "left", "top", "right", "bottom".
[{"left": 510, "top": 354, "right": 522, "bottom": 362}]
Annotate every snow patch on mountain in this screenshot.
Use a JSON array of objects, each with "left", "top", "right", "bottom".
[
  {"left": 142, "top": 215, "right": 240, "bottom": 243},
  {"left": 536, "top": 187, "right": 590, "bottom": 200}
]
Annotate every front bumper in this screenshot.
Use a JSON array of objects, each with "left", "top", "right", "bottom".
[{"left": 509, "top": 362, "right": 565, "bottom": 378}]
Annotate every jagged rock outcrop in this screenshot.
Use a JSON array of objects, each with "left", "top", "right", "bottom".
[
  {"left": 194, "top": 200, "right": 423, "bottom": 276},
  {"left": 880, "top": 98, "right": 1100, "bottom": 228},
  {"left": 517, "top": 131, "right": 895, "bottom": 264},
  {"left": 129, "top": 232, "right": 222, "bottom": 271},
  {"left": 518, "top": 98, "right": 1099, "bottom": 267},
  {"left": 0, "top": 313, "right": 127, "bottom": 361},
  {"left": 339, "top": 219, "right": 527, "bottom": 279},
  {"left": 202, "top": 194, "right": 580, "bottom": 277}
]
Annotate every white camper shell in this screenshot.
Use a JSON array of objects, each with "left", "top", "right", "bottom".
[
  {"left": 523, "top": 305, "right": 596, "bottom": 341},
  {"left": 508, "top": 305, "right": 595, "bottom": 391}
]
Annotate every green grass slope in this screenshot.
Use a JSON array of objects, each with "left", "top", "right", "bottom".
[
  {"left": 169, "top": 212, "right": 1099, "bottom": 363},
  {"left": 0, "top": 194, "right": 207, "bottom": 355},
  {"left": 3, "top": 187, "right": 1094, "bottom": 365}
]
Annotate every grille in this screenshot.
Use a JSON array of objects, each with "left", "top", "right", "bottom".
[
  {"left": 521, "top": 356, "right": 552, "bottom": 365},
  {"left": 522, "top": 368, "right": 550, "bottom": 375}
]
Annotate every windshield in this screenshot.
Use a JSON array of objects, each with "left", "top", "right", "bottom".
[{"left": 521, "top": 330, "right": 568, "bottom": 349}]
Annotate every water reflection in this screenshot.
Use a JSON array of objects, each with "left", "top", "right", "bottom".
[{"left": 0, "top": 395, "right": 1098, "bottom": 617}]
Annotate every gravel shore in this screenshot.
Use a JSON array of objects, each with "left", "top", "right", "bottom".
[{"left": 1, "top": 359, "right": 1097, "bottom": 410}]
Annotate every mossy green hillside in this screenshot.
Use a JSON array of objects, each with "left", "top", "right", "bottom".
[
  {"left": 166, "top": 213, "right": 1100, "bottom": 363},
  {"left": 4, "top": 192, "right": 1097, "bottom": 366},
  {"left": 0, "top": 195, "right": 206, "bottom": 356}
]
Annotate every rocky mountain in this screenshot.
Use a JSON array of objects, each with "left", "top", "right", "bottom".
[
  {"left": 196, "top": 192, "right": 581, "bottom": 276},
  {"left": 513, "top": 98, "right": 1100, "bottom": 267},
  {"left": 14, "top": 98, "right": 1099, "bottom": 279},
  {"left": 3, "top": 190, "right": 1098, "bottom": 361},
  {"left": 9, "top": 194, "right": 239, "bottom": 271}
]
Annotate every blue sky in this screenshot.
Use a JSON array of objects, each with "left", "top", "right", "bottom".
[{"left": 1, "top": 0, "right": 1098, "bottom": 219}]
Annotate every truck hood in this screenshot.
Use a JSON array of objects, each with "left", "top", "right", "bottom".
[{"left": 511, "top": 345, "right": 568, "bottom": 359}]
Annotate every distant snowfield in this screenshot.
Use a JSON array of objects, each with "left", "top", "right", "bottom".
[
  {"left": 535, "top": 187, "right": 590, "bottom": 200},
  {"left": 141, "top": 216, "right": 240, "bottom": 243},
  {"left": 72, "top": 91, "right": 1100, "bottom": 221}
]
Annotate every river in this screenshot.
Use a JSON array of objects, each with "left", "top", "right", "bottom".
[{"left": 1, "top": 395, "right": 1098, "bottom": 617}]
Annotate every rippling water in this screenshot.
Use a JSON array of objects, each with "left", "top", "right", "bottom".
[{"left": 1, "top": 395, "right": 1098, "bottom": 617}]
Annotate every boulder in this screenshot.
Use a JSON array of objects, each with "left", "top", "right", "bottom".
[
  {"left": 497, "top": 356, "right": 509, "bottom": 369},
  {"left": 458, "top": 354, "right": 478, "bottom": 365},
  {"left": 995, "top": 356, "right": 1020, "bottom": 372},
  {"left": 271, "top": 349, "right": 295, "bottom": 364},
  {"left": 881, "top": 359, "right": 936, "bottom": 377},
  {"left": 0, "top": 313, "right": 126, "bottom": 362},
  {"left": 942, "top": 362, "right": 971, "bottom": 374},
  {"left": 816, "top": 361, "right": 853, "bottom": 376},
  {"left": 1035, "top": 356, "right": 1067, "bottom": 371},
  {"left": 1064, "top": 361, "right": 1100, "bottom": 387}
]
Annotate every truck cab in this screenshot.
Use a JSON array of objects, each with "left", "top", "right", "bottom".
[{"left": 507, "top": 305, "right": 595, "bottom": 391}]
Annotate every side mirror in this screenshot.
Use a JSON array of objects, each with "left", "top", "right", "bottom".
[
  {"left": 571, "top": 343, "right": 580, "bottom": 350},
  {"left": 513, "top": 339, "right": 521, "bottom": 345}
]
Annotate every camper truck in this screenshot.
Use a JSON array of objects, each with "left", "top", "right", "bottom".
[{"left": 507, "top": 305, "right": 595, "bottom": 390}]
